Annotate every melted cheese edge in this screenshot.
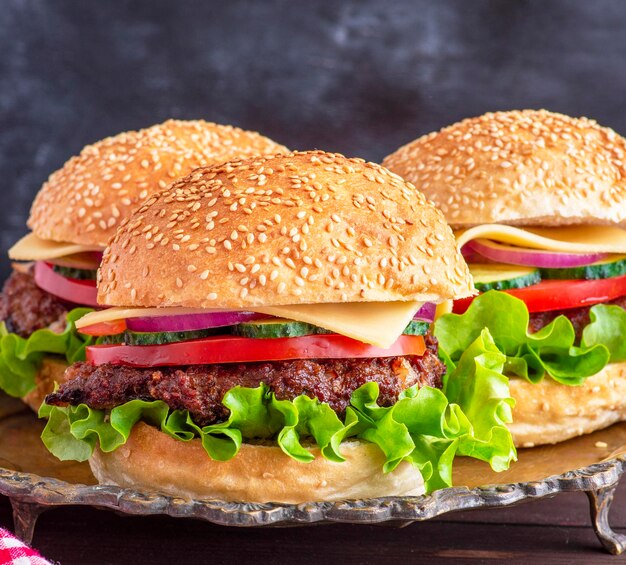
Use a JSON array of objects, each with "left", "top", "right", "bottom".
[
  {"left": 255, "top": 301, "right": 423, "bottom": 348},
  {"left": 456, "top": 224, "right": 626, "bottom": 253},
  {"left": 9, "top": 233, "right": 103, "bottom": 261},
  {"left": 76, "top": 301, "right": 423, "bottom": 348}
]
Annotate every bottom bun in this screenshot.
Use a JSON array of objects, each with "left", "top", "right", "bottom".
[
  {"left": 509, "top": 361, "right": 626, "bottom": 448},
  {"left": 89, "top": 421, "right": 425, "bottom": 503},
  {"left": 22, "top": 357, "right": 69, "bottom": 413}
]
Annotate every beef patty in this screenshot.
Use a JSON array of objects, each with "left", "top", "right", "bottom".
[
  {"left": 45, "top": 335, "right": 445, "bottom": 426},
  {"left": 528, "top": 295, "right": 626, "bottom": 340},
  {"left": 0, "top": 267, "right": 68, "bottom": 337}
]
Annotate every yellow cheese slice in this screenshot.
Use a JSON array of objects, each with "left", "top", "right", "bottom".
[
  {"left": 75, "top": 301, "right": 423, "bottom": 348},
  {"left": 456, "top": 224, "right": 626, "bottom": 253},
  {"left": 434, "top": 300, "right": 452, "bottom": 320},
  {"left": 9, "top": 233, "right": 104, "bottom": 261},
  {"left": 75, "top": 307, "right": 231, "bottom": 329},
  {"left": 254, "top": 301, "right": 423, "bottom": 348}
]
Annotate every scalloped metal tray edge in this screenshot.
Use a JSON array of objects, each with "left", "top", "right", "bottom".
[{"left": 0, "top": 456, "right": 623, "bottom": 526}]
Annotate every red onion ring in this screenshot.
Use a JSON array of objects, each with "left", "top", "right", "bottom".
[
  {"left": 126, "top": 311, "right": 266, "bottom": 333},
  {"left": 465, "top": 239, "right": 608, "bottom": 269},
  {"left": 413, "top": 302, "right": 435, "bottom": 323}
]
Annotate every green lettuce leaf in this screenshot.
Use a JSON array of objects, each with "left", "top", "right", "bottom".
[
  {"left": 434, "top": 290, "right": 610, "bottom": 385},
  {"left": 582, "top": 304, "right": 626, "bottom": 362},
  {"left": 40, "top": 333, "right": 516, "bottom": 494},
  {"left": 0, "top": 308, "right": 94, "bottom": 397}
]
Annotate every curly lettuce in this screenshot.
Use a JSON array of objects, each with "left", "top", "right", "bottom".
[
  {"left": 0, "top": 308, "right": 94, "bottom": 397},
  {"left": 40, "top": 330, "right": 515, "bottom": 493},
  {"left": 435, "top": 290, "right": 610, "bottom": 386},
  {"left": 582, "top": 304, "right": 626, "bottom": 363}
]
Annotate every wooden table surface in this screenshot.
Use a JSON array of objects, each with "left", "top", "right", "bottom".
[{"left": 1, "top": 479, "right": 624, "bottom": 564}]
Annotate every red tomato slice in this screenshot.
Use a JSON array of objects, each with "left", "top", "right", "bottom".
[
  {"left": 34, "top": 261, "right": 99, "bottom": 307},
  {"left": 86, "top": 334, "right": 426, "bottom": 367},
  {"left": 454, "top": 273, "right": 626, "bottom": 314},
  {"left": 79, "top": 319, "right": 127, "bottom": 336}
]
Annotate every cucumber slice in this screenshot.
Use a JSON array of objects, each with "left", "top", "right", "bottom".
[
  {"left": 470, "top": 264, "right": 541, "bottom": 291},
  {"left": 234, "top": 317, "right": 430, "bottom": 339},
  {"left": 99, "top": 318, "right": 431, "bottom": 345},
  {"left": 99, "top": 328, "right": 223, "bottom": 346},
  {"left": 539, "top": 254, "right": 626, "bottom": 280},
  {"left": 233, "top": 318, "right": 331, "bottom": 338},
  {"left": 402, "top": 320, "right": 430, "bottom": 336},
  {"left": 52, "top": 265, "right": 98, "bottom": 281}
]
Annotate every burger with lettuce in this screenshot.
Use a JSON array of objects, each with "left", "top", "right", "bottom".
[
  {"left": 384, "top": 109, "right": 626, "bottom": 447},
  {"left": 1, "top": 120, "right": 287, "bottom": 410},
  {"left": 41, "top": 151, "right": 515, "bottom": 503}
]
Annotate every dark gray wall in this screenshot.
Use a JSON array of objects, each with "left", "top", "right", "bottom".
[{"left": 1, "top": 0, "right": 626, "bottom": 278}]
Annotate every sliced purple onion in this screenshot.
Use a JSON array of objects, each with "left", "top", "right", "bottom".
[
  {"left": 465, "top": 239, "right": 608, "bottom": 269},
  {"left": 413, "top": 302, "right": 436, "bottom": 323},
  {"left": 126, "top": 311, "right": 266, "bottom": 333},
  {"left": 461, "top": 246, "right": 494, "bottom": 264}
]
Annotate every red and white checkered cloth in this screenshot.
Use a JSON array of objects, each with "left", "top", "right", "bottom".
[{"left": 0, "top": 528, "right": 51, "bottom": 565}]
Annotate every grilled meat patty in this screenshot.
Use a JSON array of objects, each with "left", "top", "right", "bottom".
[
  {"left": 0, "top": 267, "right": 68, "bottom": 337},
  {"left": 528, "top": 295, "right": 626, "bottom": 340},
  {"left": 45, "top": 335, "right": 445, "bottom": 426}
]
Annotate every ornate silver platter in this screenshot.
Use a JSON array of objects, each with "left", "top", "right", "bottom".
[{"left": 1, "top": 394, "right": 625, "bottom": 554}]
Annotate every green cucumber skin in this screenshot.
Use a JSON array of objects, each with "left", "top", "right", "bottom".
[
  {"left": 474, "top": 271, "right": 541, "bottom": 292},
  {"left": 99, "top": 319, "right": 430, "bottom": 344},
  {"left": 402, "top": 320, "right": 430, "bottom": 336},
  {"left": 539, "top": 257, "right": 626, "bottom": 281},
  {"left": 99, "top": 328, "right": 222, "bottom": 346},
  {"left": 52, "top": 265, "right": 98, "bottom": 281},
  {"left": 235, "top": 319, "right": 429, "bottom": 339},
  {"left": 233, "top": 320, "right": 331, "bottom": 339}
]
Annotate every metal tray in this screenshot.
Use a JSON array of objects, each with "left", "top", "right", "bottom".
[{"left": 1, "top": 394, "right": 625, "bottom": 554}]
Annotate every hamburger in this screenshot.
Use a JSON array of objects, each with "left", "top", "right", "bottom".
[
  {"left": 384, "top": 109, "right": 626, "bottom": 447},
  {"left": 2, "top": 120, "right": 288, "bottom": 410},
  {"left": 41, "top": 151, "right": 515, "bottom": 503}
]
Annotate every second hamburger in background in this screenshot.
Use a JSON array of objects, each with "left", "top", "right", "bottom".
[
  {"left": 384, "top": 109, "right": 626, "bottom": 447},
  {"left": 2, "top": 120, "right": 288, "bottom": 410}
]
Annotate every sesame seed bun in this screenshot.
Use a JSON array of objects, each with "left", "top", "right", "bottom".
[
  {"left": 508, "top": 362, "right": 626, "bottom": 448},
  {"left": 22, "top": 357, "right": 69, "bottom": 413},
  {"left": 89, "top": 422, "right": 424, "bottom": 503},
  {"left": 383, "top": 110, "right": 626, "bottom": 229},
  {"left": 98, "top": 151, "right": 474, "bottom": 308},
  {"left": 28, "top": 120, "right": 288, "bottom": 247}
]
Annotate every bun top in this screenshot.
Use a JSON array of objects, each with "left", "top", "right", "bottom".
[
  {"left": 383, "top": 110, "right": 626, "bottom": 228},
  {"left": 28, "top": 120, "right": 288, "bottom": 246},
  {"left": 98, "top": 151, "right": 473, "bottom": 308}
]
